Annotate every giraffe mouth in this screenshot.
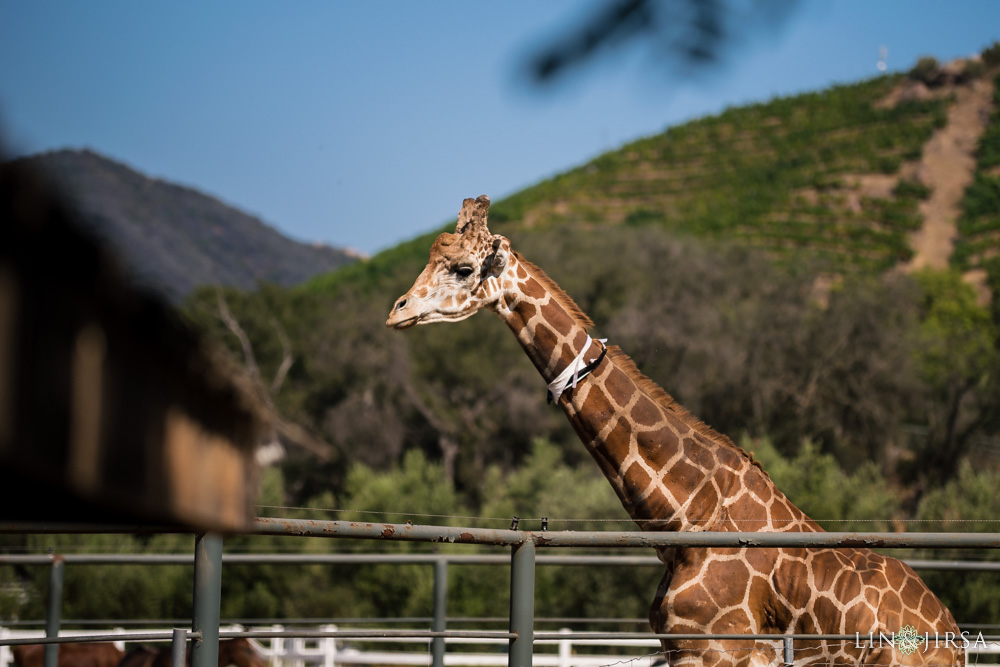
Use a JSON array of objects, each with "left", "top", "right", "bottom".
[
  {"left": 386, "top": 314, "right": 419, "bottom": 330},
  {"left": 386, "top": 308, "right": 477, "bottom": 330}
]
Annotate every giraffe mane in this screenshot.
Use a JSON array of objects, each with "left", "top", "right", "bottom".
[
  {"left": 513, "top": 252, "right": 766, "bottom": 475},
  {"left": 604, "top": 346, "right": 770, "bottom": 475},
  {"left": 512, "top": 252, "right": 595, "bottom": 329}
]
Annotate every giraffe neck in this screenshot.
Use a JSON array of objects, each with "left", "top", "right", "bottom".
[{"left": 493, "top": 253, "right": 819, "bottom": 533}]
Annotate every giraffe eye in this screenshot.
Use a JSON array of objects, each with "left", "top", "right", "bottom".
[{"left": 456, "top": 266, "right": 475, "bottom": 278}]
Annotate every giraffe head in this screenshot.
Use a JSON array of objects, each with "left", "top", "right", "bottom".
[{"left": 386, "top": 194, "right": 512, "bottom": 329}]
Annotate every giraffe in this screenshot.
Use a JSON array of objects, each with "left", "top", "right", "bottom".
[{"left": 385, "top": 195, "right": 964, "bottom": 667}]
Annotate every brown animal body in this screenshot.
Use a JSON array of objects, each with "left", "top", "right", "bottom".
[
  {"left": 12, "top": 643, "right": 123, "bottom": 667},
  {"left": 116, "top": 647, "right": 157, "bottom": 667},
  {"left": 386, "top": 195, "right": 964, "bottom": 667},
  {"left": 117, "top": 639, "right": 266, "bottom": 667}
]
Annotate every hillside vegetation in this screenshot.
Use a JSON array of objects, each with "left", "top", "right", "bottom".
[
  {"left": 265, "top": 59, "right": 1000, "bottom": 503},
  {"left": 954, "top": 69, "right": 1000, "bottom": 293},
  {"left": 490, "top": 75, "right": 946, "bottom": 272}
]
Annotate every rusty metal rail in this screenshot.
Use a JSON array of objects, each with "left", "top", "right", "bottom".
[
  {"left": 0, "top": 632, "right": 201, "bottom": 646},
  {"left": 6, "top": 519, "right": 1000, "bottom": 550},
  {"left": 3, "top": 553, "right": 1000, "bottom": 570},
  {"left": 248, "top": 516, "right": 1000, "bottom": 549}
]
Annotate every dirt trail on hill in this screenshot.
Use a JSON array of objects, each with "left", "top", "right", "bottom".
[{"left": 902, "top": 76, "right": 994, "bottom": 272}]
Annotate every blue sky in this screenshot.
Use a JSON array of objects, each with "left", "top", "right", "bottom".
[{"left": 1, "top": 2, "right": 998, "bottom": 256}]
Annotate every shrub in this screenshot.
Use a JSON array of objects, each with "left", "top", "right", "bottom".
[
  {"left": 909, "top": 56, "right": 941, "bottom": 85},
  {"left": 878, "top": 155, "right": 901, "bottom": 174},
  {"left": 893, "top": 179, "right": 932, "bottom": 201},
  {"left": 961, "top": 58, "right": 986, "bottom": 81},
  {"left": 982, "top": 41, "right": 1000, "bottom": 67},
  {"left": 624, "top": 208, "right": 664, "bottom": 227}
]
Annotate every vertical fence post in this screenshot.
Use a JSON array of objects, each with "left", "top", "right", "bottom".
[
  {"left": 44, "top": 555, "right": 64, "bottom": 667},
  {"left": 319, "top": 624, "right": 338, "bottom": 667},
  {"left": 783, "top": 636, "right": 794, "bottom": 667},
  {"left": 171, "top": 627, "right": 188, "bottom": 667},
  {"left": 1, "top": 624, "right": 11, "bottom": 667},
  {"left": 191, "top": 533, "right": 223, "bottom": 667},
  {"left": 431, "top": 557, "right": 448, "bottom": 667},
  {"left": 269, "top": 624, "right": 285, "bottom": 667},
  {"left": 508, "top": 538, "right": 535, "bottom": 667},
  {"left": 557, "top": 628, "right": 572, "bottom": 667}
]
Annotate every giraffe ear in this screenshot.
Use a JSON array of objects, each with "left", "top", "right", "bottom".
[
  {"left": 456, "top": 194, "right": 491, "bottom": 235},
  {"left": 488, "top": 235, "right": 510, "bottom": 272}
]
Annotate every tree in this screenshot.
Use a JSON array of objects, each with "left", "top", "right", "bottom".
[
  {"left": 914, "top": 462, "right": 1000, "bottom": 624},
  {"left": 907, "top": 270, "right": 1000, "bottom": 493},
  {"left": 746, "top": 437, "right": 902, "bottom": 530}
]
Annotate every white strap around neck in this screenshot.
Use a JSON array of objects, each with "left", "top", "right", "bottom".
[{"left": 547, "top": 335, "right": 608, "bottom": 403}]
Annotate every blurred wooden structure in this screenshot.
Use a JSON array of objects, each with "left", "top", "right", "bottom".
[{"left": 0, "top": 151, "right": 263, "bottom": 531}]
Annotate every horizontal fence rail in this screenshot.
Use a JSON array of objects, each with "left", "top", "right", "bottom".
[
  {"left": 5, "top": 519, "right": 1000, "bottom": 549},
  {"left": 247, "top": 517, "right": 1000, "bottom": 549},
  {"left": 0, "top": 632, "right": 201, "bottom": 646},
  {"left": 3, "top": 552, "right": 1000, "bottom": 570}
]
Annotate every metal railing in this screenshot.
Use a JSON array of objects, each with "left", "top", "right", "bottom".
[{"left": 2, "top": 519, "right": 999, "bottom": 667}]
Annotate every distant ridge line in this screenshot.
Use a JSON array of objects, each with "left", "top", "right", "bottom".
[{"left": 13, "top": 148, "right": 358, "bottom": 301}]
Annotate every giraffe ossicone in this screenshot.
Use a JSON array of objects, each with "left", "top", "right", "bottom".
[{"left": 387, "top": 195, "right": 963, "bottom": 667}]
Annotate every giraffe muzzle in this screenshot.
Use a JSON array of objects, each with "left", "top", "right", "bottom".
[{"left": 386, "top": 296, "right": 419, "bottom": 329}]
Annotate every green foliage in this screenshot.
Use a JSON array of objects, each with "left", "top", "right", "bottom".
[
  {"left": 0, "top": 437, "right": 932, "bottom": 627},
  {"left": 893, "top": 179, "right": 932, "bottom": 201},
  {"left": 623, "top": 208, "right": 664, "bottom": 227},
  {"left": 952, "top": 73, "right": 1000, "bottom": 272},
  {"left": 463, "top": 440, "right": 650, "bottom": 625},
  {"left": 906, "top": 270, "right": 1000, "bottom": 484},
  {"left": 746, "top": 438, "right": 902, "bottom": 530},
  {"left": 480, "top": 439, "right": 628, "bottom": 530},
  {"left": 909, "top": 56, "right": 941, "bottom": 84},
  {"left": 184, "top": 222, "right": 996, "bottom": 499},
  {"left": 319, "top": 451, "right": 465, "bottom": 619},
  {"left": 917, "top": 461, "right": 1000, "bottom": 527},
  {"left": 7, "top": 533, "right": 193, "bottom": 622},
  {"left": 961, "top": 58, "right": 986, "bottom": 81},
  {"left": 982, "top": 41, "right": 1000, "bottom": 67},
  {"left": 0, "top": 566, "right": 20, "bottom": 618},
  {"left": 913, "top": 270, "right": 997, "bottom": 388},
  {"left": 960, "top": 174, "right": 1000, "bottom": 221},
  {"left": 915, "top": 462, "right": 1000, "bottom": 622},
  {"left": 339, "top": 449, "right": 465, "bottom": 527}
]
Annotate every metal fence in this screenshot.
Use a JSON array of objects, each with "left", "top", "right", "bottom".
[{"left": 2, "top": 518, "right": 1000, "bottom": 667}]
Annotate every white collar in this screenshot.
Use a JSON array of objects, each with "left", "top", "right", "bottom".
[{"left": 547, "top": 335, "right": 608, "bottom": 403}]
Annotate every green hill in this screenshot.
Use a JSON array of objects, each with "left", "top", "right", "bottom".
[
  {"left": 308, "top": 65, "right": 997, "bottom": 298},
  {"left": 489, "top": 75, "right": 943, "bottom": 272}
]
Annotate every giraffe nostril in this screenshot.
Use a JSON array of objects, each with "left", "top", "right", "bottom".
[{"left": 395, "top": 298, "right": 407, "bottom": 311}]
